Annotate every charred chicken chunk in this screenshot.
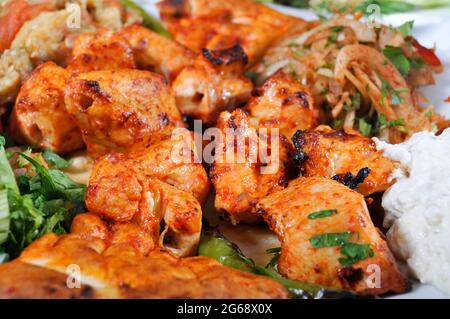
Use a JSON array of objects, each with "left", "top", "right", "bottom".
[
  {"left": 86, "top": 133, "right": 210, "bottom": 205},
  {"left": 157, "top": 0, "right": 301, "bottom": 65},
  {"left": 65, "top": 69, "right": 185, "bottom": 158},
  {"left": 245, "top": 71, "right": 319, "bottom": 140},
  {"left": 172, "top": 45, "right": 253, "bottom": 124},
  {"left": 66, "top": 29, "right": 136, "bottom": 74},
  {"left": 87, "top": 171, "right": 202, "bottom": 257},
  {"left": 8, "top": 61, "right": 84, "bottom": 153},
  {"left": 86, "top": 134, "right": 210, "bottom": 256},
  {"left": 257, "top": 177, "right": 409, "bottom": 295},
  {"left": 209, "top": 109, "right": 292, "bottom": 224},
  {"left": 119, "top": 24, "right": 196, "bottom": 81},
  {"left": 292, "top": 127, "right": 395, "bottom": 196}
]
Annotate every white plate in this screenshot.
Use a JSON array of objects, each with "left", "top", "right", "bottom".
[{"left": 137, "top": 0, "right": 450, "bottom": 299}]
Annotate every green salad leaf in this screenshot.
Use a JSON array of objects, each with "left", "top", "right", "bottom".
[
  {"left": 383, "top": 45, "right": 411, "bottom": 76},
  {"left": 0, "top": 141, "right": 86, "bottom": 261},
  {"left": 0, "top": 190, "right": 10, "bottom": 245},
  {"left": 42, "top": 149, "right": 71, "bottom": 169}
]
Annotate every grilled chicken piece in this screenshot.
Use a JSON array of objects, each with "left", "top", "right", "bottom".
[
  {"left": 65, "top": 69, "right": 185, "bottom": 158},
  {"left": 3, "top": 229, "right": 288, "bottom": 299},
  {"left": 87, "top": 173, "right": 202, "bottom": 257},
  {"left": 66, "top": 29, "right": 136, "bottom": 74},
  {"left": 86, "top": 133, "right": 210, "bottom": 256},
  {"left": 209, "top": 109, "right": 292, "bottom": 224},
  {"left": 245, "top": 72, "right": 320, "bottom": 140},
  {"left": 8, "top": 61, "right": 84, "bottom": 153},
  {"left": 172, "top": 45, "right": 253, "bottom": 124},
  {"left": 157, "top": 0, "right": 301, "bottom": 65},
  {"left": 119, "top": 24, "right": 196, "bottom": 81},
  {"left": 257, "top": 177, "right": 409, "bottom": 295},
  {"left": 71, "top": 213, "right": 156, "bottom": 255},
  {"left": 292, "top": 126, "right": 395, "bottom": 196},
  {"left": 87, "top": 133, "right": 210, "bottom": 205}
]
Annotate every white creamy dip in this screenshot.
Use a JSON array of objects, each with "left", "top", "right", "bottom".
[{"left": 374, "top": 129, "right": 450, "bottom": 296}]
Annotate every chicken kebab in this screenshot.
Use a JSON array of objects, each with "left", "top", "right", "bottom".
[{"left": 0, "top": 0, "right": 448, "bottom": 298}]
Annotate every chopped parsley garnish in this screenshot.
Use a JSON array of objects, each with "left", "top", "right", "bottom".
[
  {"left": 397, "top": 20, "right": 414, "bottom": 38},
  {"left": 339, "top": 242, "right": 375, "bottom": 266},
  {"left": 383, "top": 46, "right": 411, "bottom": 76},
  {"left": 358, "top": 118, "right": 373, "bottom": 137},
  {"left": 293, "top": 49, "right": 304, "bottom": 58},
  {"left": 380, "top": 80, "right": 409, "bottom": 106},
  {"left": 351, "top": 92, "right": 361, "bottom": 110},
  {"left": 425, "top": 109, "right": 433, "bottom": 118},
  {"left": 377, "top": 113, "right": 388, "bottom": 126},
  {"left": 308, "top": 209, "right": 338, "bottom": 219},
  {"left": 328, "top": 26, "right": 344, "bottom": 43},
  {"left": 309, "top": 231, "right": 374, "bottom": 266},
  {"left": 309, "top": 232, "right": 352, "bottom": 248},
  {"left": 389, "top": 118, "right": 406, "bottom": 127}
]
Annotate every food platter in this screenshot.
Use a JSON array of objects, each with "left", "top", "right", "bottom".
[
  {"left": 137, "top": 0, "right": 450, "bottom": 299},
  {"left": 0, "top": 0, "right": 449, "bottom": 299}
]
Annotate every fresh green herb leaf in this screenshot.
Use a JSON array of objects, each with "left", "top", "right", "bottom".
[
  {"left": 309, "top": 232, "right": 352, "bottom": 248},
  {"left": 318, "top": 14, "right": 328, "bottom": 22},
  {"left": 383, "top": 46, "right": 411, "bottom": 76},
  {"left": 389, "top": 118, "right": 406, "bottom": 127},
  {"left": 377, "top": 113, "right": 388, "bottom": 127},
  {"left": 351, "top": 92, "right": 361, "bottom": 110},
  {"left": 0, "top": 142, "right": 19, "bottom": 194},
  {"left": 42, "top": 150, "right": 70, "bottom": 169},
  {"left": 425, "top": 109, "right": 433, "bottom": 118},
  {"left": 398, "top": 20, "right": 414, "bottom": 37},
  {"left": 0, "top": 151, "right": 86, "bottom": 258},
  {"left": 338, "top": 242, "right": 374, "bottom": 266},
  {"left": 328, "top": 26, "right": 344, "bottom": 43},
  {"left": 309, "top": 230, "right": 375, "bottom": 266},
  {"left": 380, "top": 80, "right": 408, "bottom": 105},
  {"left": 331, "top": 117, "right": 344, "bottom": 130},
  {"left": 358, "top": 118, "right": 373, "bottom": 137},
  {"left": 16, "top": 148, "right": 32, "bottom": 168},
  {"left": 293, "top": 49, "right": 304, "bottom": 58},
  {"left": 0, "top": 189, "right": 10, "bottom": 245},
  {"left": 390, "top": 90, "right": 402, "bottom": 105},
  {"left": 308, "top": 209, "right": 338, "bottom": 219}
]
